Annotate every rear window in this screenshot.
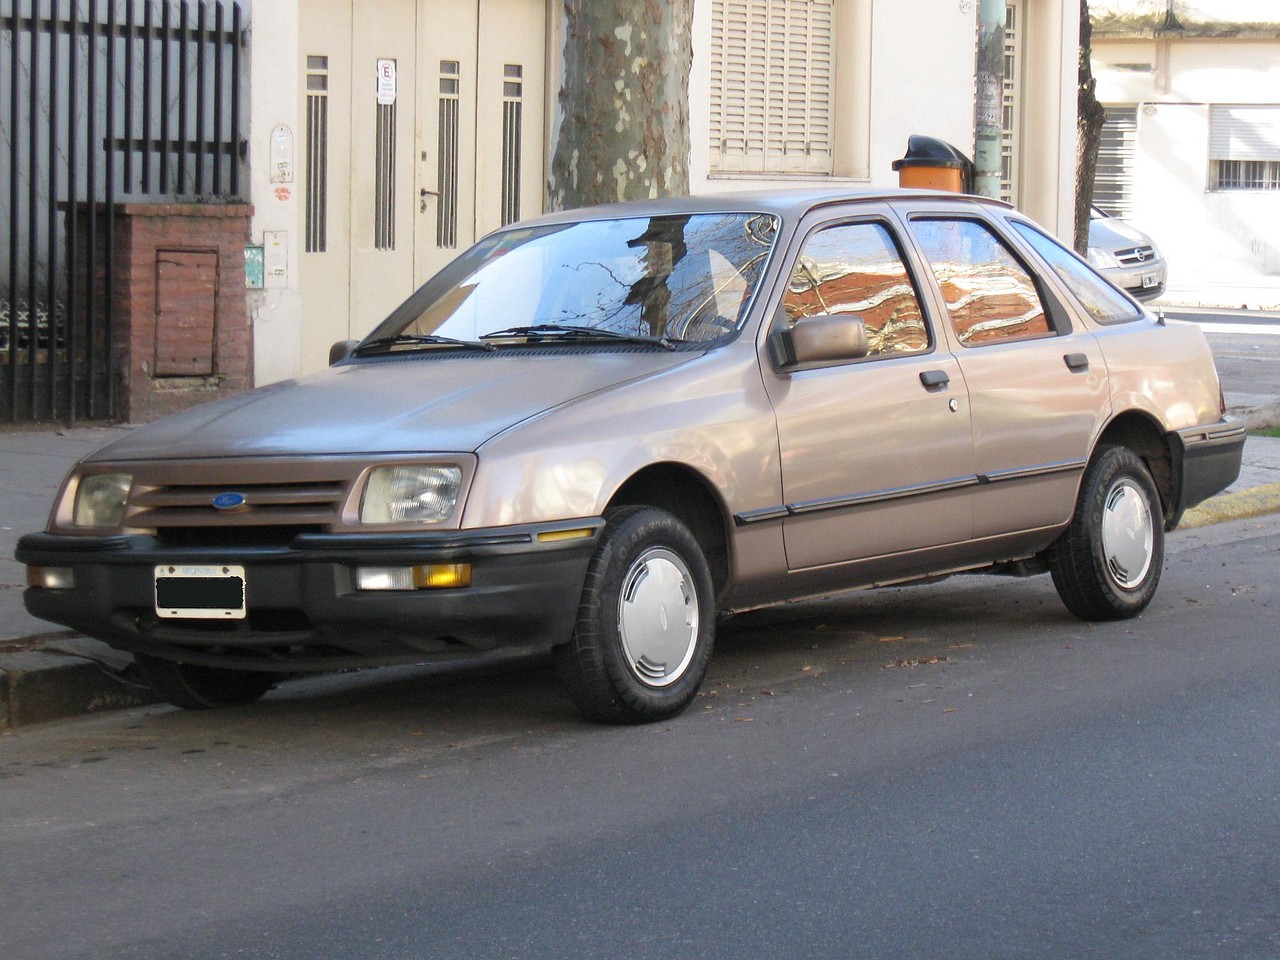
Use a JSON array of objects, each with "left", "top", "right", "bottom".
[{"left": 1009, "top": 220, "right": 1142, "bottom": 325}]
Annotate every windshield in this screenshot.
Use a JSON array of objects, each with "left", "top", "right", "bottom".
[{"left": 362, "top": 212, "right": 778, "bottom": 349}]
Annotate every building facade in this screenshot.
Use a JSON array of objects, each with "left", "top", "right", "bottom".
[
  {"left": 1091, "top": 0, "right": 1280, "bottom": 303},
  {"left": 247, "top": 0, "right": 1082, "bottom": 383}
]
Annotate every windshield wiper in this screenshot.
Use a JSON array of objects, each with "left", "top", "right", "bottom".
[
  {"left": 479, "top": 324, "right": 676, "bottom": 350},
  {"left": 353, "top": 333, "right": 495, "bottom": 355}
]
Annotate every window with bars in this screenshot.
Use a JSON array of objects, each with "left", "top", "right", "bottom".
[
  {"left": 501, "top": 64, "right": 523, "bottom": 226},
  {"left": 1214, "top": 159, "right": 1280, "bottom": 191},
  {"left": 708, "top": 0, "right": 834, "bottom": 175},
  {"left": 437, "top": 61, "right": 460, "bottom": 248},
  {"left": 1210, "top": 105, "right": 1280, "bottom": 191},
  {"left": 374, "top": 59, "right": 397, "bottom": 251},
  {"left": 305, "top": 55, "right": 328, "bottom": 253}
]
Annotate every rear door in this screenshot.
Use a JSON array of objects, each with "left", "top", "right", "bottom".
[
  {"left": 762, "top": 209, "right": 975, "bottom": 571},
  {"left": 897, "top": 206, "right": 1110, "bottom": 538}
]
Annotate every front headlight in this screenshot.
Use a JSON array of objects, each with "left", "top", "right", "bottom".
[
  {"left": 74, "top": 473, "right": 133, "bottom": 528},
  {"left": 360, "top": 465, "right": 462, "bottom": 525},
  {"left": 1087, "top": 247, "right": 1120, "bottom": 269}
]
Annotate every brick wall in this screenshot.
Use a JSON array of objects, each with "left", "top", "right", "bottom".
[{"left": 73, "top": 202, "right": 254, "bottom": 423}]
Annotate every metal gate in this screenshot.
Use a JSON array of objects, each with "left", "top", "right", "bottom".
[
  {"left": 1095, "top": 105, "right": 1138, "bottom": 220},
  {"left": 1, "top": 0, "right": 246, "bottom": 424}
]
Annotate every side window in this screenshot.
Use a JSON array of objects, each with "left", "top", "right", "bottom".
[
  {"left": 910, "top": 218, "right": 1053, "bottom": 347},
  {"left": 783, "top": 221, "right": 930, "bottom": 359},
  {"left": 1009, "top": 220, "right": 1142, "bottom": 325}
]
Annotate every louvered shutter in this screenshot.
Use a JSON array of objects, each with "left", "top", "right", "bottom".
[
  {"left": 1094, "top": 105, "right": 1137, "bottom": 219},
  {"left": 710, "top": 0, "right": 835, "bottom": 175},
  {"left": 1210, "top": 105, "right": 1280, "bottom": 161}
]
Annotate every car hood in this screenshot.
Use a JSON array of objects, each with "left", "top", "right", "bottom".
[
  {"left": 86, "top": 351, "right": 697, "bottom": 462},
  {"left": 1089, "top": 216, "right": 1150, "bottom": 250}
]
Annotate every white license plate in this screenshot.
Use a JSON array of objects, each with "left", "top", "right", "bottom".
[
  {"left": 155, "top": 565, "right": 247, "bottom": 619},
  {"left": 1141, "top": 274, "right": 1158, "bottom": 288}
]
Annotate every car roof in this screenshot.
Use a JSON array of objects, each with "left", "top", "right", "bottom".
[{"left": 520, "top": 188, "right": 1014, "bottom": 227}]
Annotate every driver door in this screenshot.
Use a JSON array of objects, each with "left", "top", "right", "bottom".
[{"left": 763, "top": 213, "right": 975, "bottom": 571}]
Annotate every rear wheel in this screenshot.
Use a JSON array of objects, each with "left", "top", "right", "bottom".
[
  {"left": 134, "top": 654, "right": 277, "bottom": 710},
  {"left": 554, "top": 506, "right": 715, "bottom": 723},
  {"left": 1049, "top": 445, "right": 1165, "bottom": 621}
]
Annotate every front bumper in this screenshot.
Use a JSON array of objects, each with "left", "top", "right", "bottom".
[
  {"left": 1102, "top": 263, "right": 1167, "bottom": 302},
  {"left": 16, "top": 520, "right": 603, "bottom": 672}
]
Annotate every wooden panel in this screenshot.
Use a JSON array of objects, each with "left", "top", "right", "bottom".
[{"left": 154, "top": 250, "right": 218, "bottom": 376}]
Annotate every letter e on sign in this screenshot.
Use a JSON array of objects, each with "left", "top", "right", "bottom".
[{"left": 376, "top": 59, "right": 397, "bottom": 106}]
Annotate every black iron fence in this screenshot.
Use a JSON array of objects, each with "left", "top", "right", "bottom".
[{"left": 1, "top": 0, "right": 246, "bottom": 424}]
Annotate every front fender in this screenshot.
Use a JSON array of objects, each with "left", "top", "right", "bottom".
[{"left": 459, "top": 348, "right": 781, "bottom": 529}]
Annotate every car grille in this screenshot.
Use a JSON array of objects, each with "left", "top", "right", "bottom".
[
  {"left": 130, "top": 480, "right": 347, "bottom": 528},
  {"left": 1115, "top": 245, "right": 1157, "bottom": 267},
  {"left": 120, "top": 460, "right": 361, "bottom": 533}
]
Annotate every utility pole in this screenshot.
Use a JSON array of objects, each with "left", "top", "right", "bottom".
[{"left": 974, "top": 0, "right": 1006, "bottom": 199}]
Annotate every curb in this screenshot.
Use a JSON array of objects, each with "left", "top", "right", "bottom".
[
  {"left": 1178, "top": 482, "right": 1280, "bottom": 530},
  {"left": 0, "top": 635, "right": 155, "bottom": 729}
]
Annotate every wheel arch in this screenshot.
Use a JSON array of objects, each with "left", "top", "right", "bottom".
[
  {"left": 1094, "top": 410, "right": 1175, "bottom": 523},
  {"left": 606, "top": 463, "right": 732, "bottom": 599}
]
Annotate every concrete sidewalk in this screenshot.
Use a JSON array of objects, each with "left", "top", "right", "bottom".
[{"left": 4, "top": 410, "right": 1280, "bottom": 730}]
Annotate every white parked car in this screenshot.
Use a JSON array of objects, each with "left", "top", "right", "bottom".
[{"left": 1087, "top": 206, "right": 1167, "bottom": 302}]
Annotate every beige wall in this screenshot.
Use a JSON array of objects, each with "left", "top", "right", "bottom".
[
  {"left": 1092, "top": 0, "right": 1279, "bottom": 20},
  {"left": 1016, "top": 0, "right": 1078, "bottom": 232},
  {"left": 688, "top": 0, "right": 1079, "bottom": 238},
  {"left": 1094, "top": 36, "right": 1280, "bottom": 281},
  {"left": 247, "top": 0, "right": 305, "bottom": 386}
]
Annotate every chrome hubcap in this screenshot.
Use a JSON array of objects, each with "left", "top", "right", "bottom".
[
  {"left": 1100, "top": 478, "right": 1154, "bottom": 589},
  {"left": 617, "top": 547, "right": 699, "bottom": 688}
]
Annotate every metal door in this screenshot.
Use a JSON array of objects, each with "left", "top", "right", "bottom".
[
  {"left": 415, "top": 0, "right": 546, "bottom": 282},
  {"left": 299, "top": 0, "right": 546, "bottom": 372}
]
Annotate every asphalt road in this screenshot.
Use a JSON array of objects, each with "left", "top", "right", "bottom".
[{"left": 2, "top": 512, "right": 1277, "bottom": 960}]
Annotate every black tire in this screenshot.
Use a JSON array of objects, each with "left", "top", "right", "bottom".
[
  {"left": 134, "top": 654, "right": 277, "bottom": 710},
  {"left": 1048, "top": 445, "right": 1165, "bottom": 622},
  {"left": 554, "top": 506, "right": 716, "bottom": 724}
]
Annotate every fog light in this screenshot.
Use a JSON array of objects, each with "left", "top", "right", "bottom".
[
  {"left": 356, "top": 567, "right": 416, "bottom": 591},
  {"left": 27, "top": 566, "right": 75, "bottom": 590},
  {"left": 355, "top": 564, "right": 472, "bottom": 591},
  {"left": 415, "top": 563, "right": 472, "bottom": 589}
]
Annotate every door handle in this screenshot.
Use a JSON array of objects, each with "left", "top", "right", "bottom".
[
  {"left": 919, "top": 369, "right": 950, "bottom": 389},
  {"left": 419, "top": 187, "right": 439, "bottom": 213},
  {"left": 1064, "top": 352, "right": 1089, "bottom": 372}
]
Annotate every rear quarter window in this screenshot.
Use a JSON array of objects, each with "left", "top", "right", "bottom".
[{"left": 1009, "top": 220, "right": 1143, "bottom": 326}]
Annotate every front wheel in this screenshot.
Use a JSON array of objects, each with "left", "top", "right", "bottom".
[
  {"left": 134, "top": 654, "right": 278, "bottom": 710},
  {"left": 554, "top": 506, "right": 716, "bottom": 724},
  {"left": 1048, "top": 445, "right": 1165, "bottom": 621}
]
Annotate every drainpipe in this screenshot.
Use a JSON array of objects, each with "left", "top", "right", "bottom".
[{"left": 974, "top": 0, "right": 1006, "bottom": 199}]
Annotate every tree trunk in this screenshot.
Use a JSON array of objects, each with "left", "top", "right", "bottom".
[
  {"left": 548, "top": 0, "right": 692, "bottom": 211},
  {"left": 1075, "top": 0, "right": 1107, "bottom": 253}
]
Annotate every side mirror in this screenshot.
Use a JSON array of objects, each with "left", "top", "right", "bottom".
[
  {"left": 769, "top": 314, "right": 868, "bottom": 368},
  {"left": 329, "top": 339, "right": 359, "bottom": 365}
]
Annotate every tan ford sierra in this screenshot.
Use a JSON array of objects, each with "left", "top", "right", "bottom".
[{"left": 18, "top": 189, "right": 1244, "bottom": 722}]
